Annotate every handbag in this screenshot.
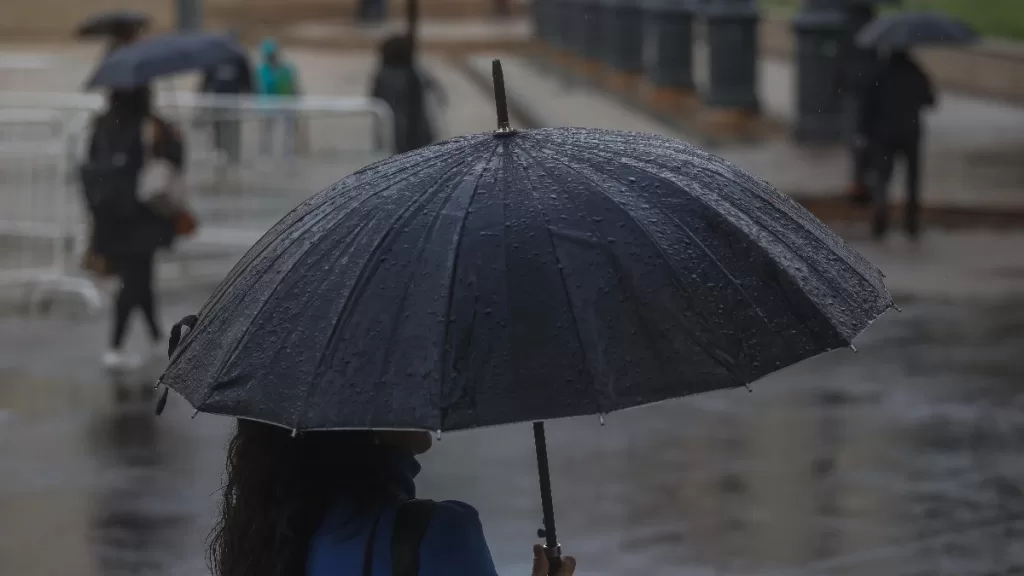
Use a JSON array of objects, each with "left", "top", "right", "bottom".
[{"left": 139, "top": 119, "right": 198, "bottom": 239}]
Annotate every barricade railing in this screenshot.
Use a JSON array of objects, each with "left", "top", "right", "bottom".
[
  {"left": 0, "top": 110, "right": 100, "bottom": 312},
  {"left": 0, "top": 92, "right": 397, "bottom": 312}
]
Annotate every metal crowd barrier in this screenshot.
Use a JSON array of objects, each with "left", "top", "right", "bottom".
[
  {"left": 0, "top": 108, "right": 100, "bottom": 312},
  {"left": 0, "top": 92, "right": 396, "bottom": 313}
]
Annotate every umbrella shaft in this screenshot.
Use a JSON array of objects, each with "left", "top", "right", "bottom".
[{"left": 533, "top": 421, "right": 559, "bottom": 549}]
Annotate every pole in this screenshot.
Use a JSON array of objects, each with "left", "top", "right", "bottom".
[
  {"left": 533, "top": 421, "right": 562, "bottom": 575},
  {"left": 791, "top": 0, "right": 846, "bottom": 142},
  {"left": 646, "top": 0, "right": 697, "bottom": 93},
  {"left": 703, "top": 0, "right": 759, "bottom": 112},
  {"left": 177, "top": 0, "right": 203, "bottom": 31}
]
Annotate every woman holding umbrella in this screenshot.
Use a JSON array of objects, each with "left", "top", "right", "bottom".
[
  {"left": 158, "top": 62, "right": 893, "bottom": 576},
  {"left": 168, "top": 302, "right": 576, "bottom": 575},
  {"left": 195, "top": 417, "right": 578, "bottom": 576}
]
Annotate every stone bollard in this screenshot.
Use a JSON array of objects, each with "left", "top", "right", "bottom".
[
  {"left": 177, "top": 0, "right": 203, "bottom": 31},
  {"left": 581, "top": 0, "right": 604, "bottom": 63},
  {"left": 792, "top": 0, "right": 847, "bottom": 142},
  {"left": 599, "top": 0, "right": 620, "bottom": 70},
  {"left": 645, "top": 0, "right": 698, "bottom": 109},
  {"left": 530, "top": 0, "right": 545, "bottom": 43},
  {"left": 703, "top": 0, "right": 760, "bottom": 113},
  {"left": 603, "top": 0, "right": 645, "bottom": 91},
  {"left": 569, "top": 0, "right": 593, "bottom": 59}
]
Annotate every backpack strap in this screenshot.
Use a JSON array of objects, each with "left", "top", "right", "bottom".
[
  {"left": 391, "top": 499, "right": 437, "bottom": 576},
  {"left": 362, "top": 510, "right": 385, "bottom": 576},
  {"left": 361, "top": 499, "right": 437, "bottom": 576}
]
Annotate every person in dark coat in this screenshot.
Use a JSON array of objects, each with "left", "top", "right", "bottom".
[
  {"left": 860, "top": 50, "right": 936, "bottom": 239},
  {"left": 83, "top": 86, "right": 183, "bottom": 368},
  {"left": 370, "top": 35, "right": 446, "bottom": 155},
  {"left": 200, "top": 47, "right": 254, "bottom": 165}
]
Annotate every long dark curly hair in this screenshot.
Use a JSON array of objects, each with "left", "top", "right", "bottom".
[{"left": 208, "top": 419, "right": 396, "bottom": 576}]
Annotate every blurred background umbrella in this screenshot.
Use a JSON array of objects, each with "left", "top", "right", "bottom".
[
  {"left": 85, "top": 32, "right": 247, "bottom": 90},
  {"left": 856, "top": 11, "right": 979, "bottom": 51},
  {"left": 159, "top": 61, "right": 893, "bottom": 572},
  {"left": 76, "top": 10, "right": 150, "bottom": 38}
]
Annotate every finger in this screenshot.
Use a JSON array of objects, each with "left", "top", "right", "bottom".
[
  {"left": 531, "top": 545, "right": 547, "bottom": 576},
  {"left": 557, "top": 556, "right": 577, "bottom": 576}
]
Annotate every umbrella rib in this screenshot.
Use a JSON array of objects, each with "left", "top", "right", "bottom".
[
  {"left": 508, "top": 148, "right": 606, "bottom": 411},
  {"left": 517, "top": 143, "right": 746, "bottom": 384},
  {"left": 174, "top": 143, "right": 479, "bottom": 366},
  {"left": 513, "top": 147, "right": 683, "bottom": 410},
  {"left": 541, "top": 136, "right": 887, "bottom": 330},
  {"left": 434, "top": 146, "right": 499, "bottom": 431},
  {"left": 296, "top": 151, "right": 489, "bottom": 430},
  {"left": 371, "top": 148, "right": 495, "bottom": 396},
  {"left": 544, "top": 144, "right": 817, "bottom": 332},
  {"left": 613, "top": 142, "right": 873, "bottom": 330},
  {"left": 187, "top": 147, "right": 475, "bottom": 403}
]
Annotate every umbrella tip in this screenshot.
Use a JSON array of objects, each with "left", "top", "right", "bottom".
[{"left": 491, "top": 59, "right": 516, "bottom": 137}]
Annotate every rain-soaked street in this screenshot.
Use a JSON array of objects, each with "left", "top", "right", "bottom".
[{"left": 2, "top": 230, "right": 1023, "bottom": 576}]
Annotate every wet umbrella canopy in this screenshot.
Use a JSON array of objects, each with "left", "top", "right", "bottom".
[
  {"left": 76, "top": 10, "right": 150, "bottom": 38},
  {"left": 85, "top": 32, "right": 247, "bottom": 90},
  {"left": 856, "top": 11, "right": 979, "bottom": 51},
  {"left": 159, "top": 61, "right": 893, "bottom": 571}
]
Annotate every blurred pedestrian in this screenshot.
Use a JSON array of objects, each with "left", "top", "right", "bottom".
[
  {"left": 80, "top": 86, "right": 190, "bottom": 368},
  {"left": 200, "top": 419, "right": 578, "bottom": 576},
  {"left": 860, "top": 49, "right": 936, "bottom": 239},
  {"left": 371, "top": 35, "right": 447, "bottom": 155},
  {"left": 200, "top": 36, "right": 254, "bottom": 165},
  {"left": 256, "top": 39, "right": 301, "bottom": 157},
  {"left": 840, "top": 4, "right": 879, "bottom": 205}
]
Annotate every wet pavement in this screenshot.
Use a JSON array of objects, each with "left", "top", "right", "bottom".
[{"left": 2, "top": 228, "right": 1023, "bottom": 576}]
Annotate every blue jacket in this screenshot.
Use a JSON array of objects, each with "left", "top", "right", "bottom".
[{"left": 307, "top": 448, "right": 499, "bottom": 576}]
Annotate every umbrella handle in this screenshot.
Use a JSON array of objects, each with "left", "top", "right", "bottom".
[{"left": 533, "top": 421, "right": 563, "bottom": 575}]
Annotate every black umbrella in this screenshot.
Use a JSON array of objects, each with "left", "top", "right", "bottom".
[
  {"left": 158, "top": 60, "right": 893, "bottom": 571},
  {"left": 76, "top": 10, "right": 150, "bottom": 38},
  {"left": 85, "top": 32, "right": 247, "bottom": 90},
  {"left": 856, "top": 11, "right": 979, "bottom": 51}
]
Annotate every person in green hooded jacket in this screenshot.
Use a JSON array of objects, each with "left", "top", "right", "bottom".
[{"left": 257, "top": 38, "right": 301, "bottom": 156}]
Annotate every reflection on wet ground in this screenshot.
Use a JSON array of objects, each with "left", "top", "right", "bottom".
[{"left": 1, "top": 294, "right": 1023, "bottom": 576}]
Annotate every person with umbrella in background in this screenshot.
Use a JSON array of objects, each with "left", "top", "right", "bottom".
[
  {"left": 157, "top": 61, "right": 894, "bottom": 576},
  {"left": 82, "top": 32, "right": 252, "bottom": 367},
  {"left": 80, "top": 86, "right": 183, "bottom": 369},
  {"left": 371, "top": 0, "right": 447, "bottom": 155},
  {"left": 199, "top": 30, "right": 254, "bottom": 165},
  {"left": 856, "top": 11, "right": 978, "bottom": 238},
  {"left": 257, "top": 39, "right": 302, "bottom": 157},
  {"left": 859, "top": 49, "right": 934, "bottom": 238}
]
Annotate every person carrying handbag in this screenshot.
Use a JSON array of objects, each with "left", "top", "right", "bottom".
[{"left": 80, "top": 85, "right": 196, "bottom": 369}]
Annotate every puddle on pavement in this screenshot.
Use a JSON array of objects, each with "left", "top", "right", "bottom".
[{"left": 1, "top": 297, "right": 1023, "bottom": 576}]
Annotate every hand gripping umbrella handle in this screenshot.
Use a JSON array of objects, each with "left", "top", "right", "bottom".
[{"left": 533, "top": 421, "right": 563, "bottom": 575}]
